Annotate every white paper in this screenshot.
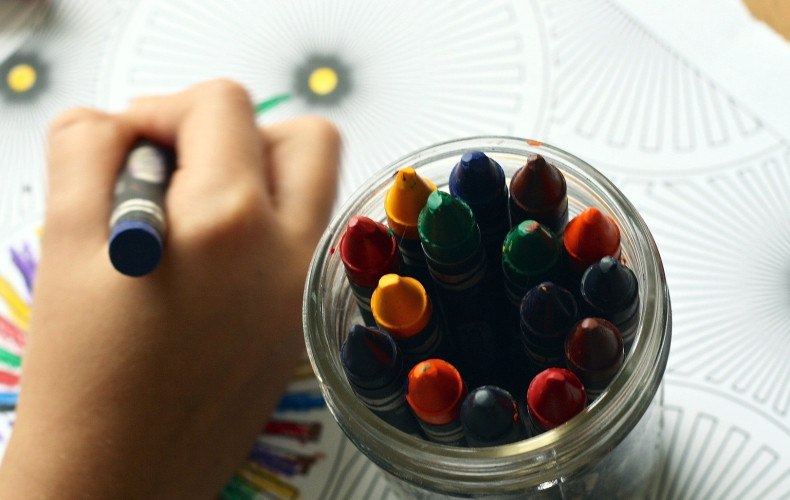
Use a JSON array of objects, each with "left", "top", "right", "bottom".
[{"left": 2, "top": 0, "right": 790, "bottom": 497}]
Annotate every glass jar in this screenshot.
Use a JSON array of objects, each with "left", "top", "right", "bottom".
[{"left": 303, "top": 136, "right": 671, "bottom": 499}]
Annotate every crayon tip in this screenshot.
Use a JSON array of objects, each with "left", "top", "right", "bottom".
[
  {"left": 520, "top": 282, "right": 578, "bottom": 338},
  {"left": 406, "top": 359, "right": 466, "bottom": 425},
  {"left": 385, "top": 168, "right": 437, "bottom": 239},
  {"left": 502, "top": 220, "right": 560, "bottom": 279},
  {"left": 509, "top": 155, "right": 568, "bottom": 229},
  {"left": 565, "top": 318, "right": 624, "bottom": 385},
  {"left": 449, "top": 151, "right": 506, "bottom": 206},
  {"left": 418, "top": 191, "right": 479, "bottom": 259},
  {"left": 339, "top": 216, "right": 400, "bottom": 287},
  {"left": 341, "top": 325, "right": 400, "bottom": 388},
  {"left": 461, "top": 386, "right": 520, "bottom": 441},
  {"left": 371, "top": 274, "right": 432, "bottom": 338},
  {"left": 562, "top": 207, "right": 621, "bottom": 269},
  {"left": 580, "top": 256, "right": 638, "bottom": 319},
  {"left": 527, "top": 367, "right": 586, "bottom": 431}
]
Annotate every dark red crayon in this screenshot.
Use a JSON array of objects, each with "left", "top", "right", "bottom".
[
  {"left": 564, "top": 318, "right": 624, "bottom": 402},
  {"left": 508, "top": 154, "right": 568, "bottom": 234},
  {"left": 579, "top": 256, "right": 639, "bottom": 347},
  {"left": 339, "top": 216, "right": 401, "bottom": 326},
  {"left": 526, "top": 367, "right": 587, "bottom": 434}
]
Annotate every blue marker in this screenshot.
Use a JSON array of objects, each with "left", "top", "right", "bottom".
[{"left": 108, "top": 140, "right": 175, "bottom": 277}]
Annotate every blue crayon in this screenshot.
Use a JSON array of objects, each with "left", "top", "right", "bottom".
[
  {"left": 418, "top": 191, "right": 503, "bottom": 388},
  {"left": 0, "top": 391, "right": 17, "bottom": 409},
  {"left": 340, "top": 325, "right": 424, "bottom": 437},
  {"left": 449, "top": 151, "right": 509, "bottom": 272},
  {"left": 109, "top": 140, "right": 175, "bottom": 277},
  {"left": 461, "top": 385, "right": 529, "bottom": 447},
  {"left": 579, "top": 256, "right": 640, "bottom": 348},
  {"left": 276, "top": 392, "right": 326, "bottom": 412},
  {"left": 519, "top": 282, "right": 579, "bottom": 374}
]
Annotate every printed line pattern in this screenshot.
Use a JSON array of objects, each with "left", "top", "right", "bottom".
[
  {"left": 534, "top": 0, "right": 781, "bottom": 176},
  {"left": 100, "top": 0, "right": 537, "bottom": 202}
]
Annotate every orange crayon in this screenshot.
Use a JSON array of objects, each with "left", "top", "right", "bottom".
[
  {"left": 562, "top": 207, "right": 621, "bottom": 274},
  {"left": 406, "top": 359, "right": 468, "bottom": 446}
]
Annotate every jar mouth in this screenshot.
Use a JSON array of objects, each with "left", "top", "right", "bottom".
[{"left": 303, "top": 136, "right": 671, "bottom": 494}]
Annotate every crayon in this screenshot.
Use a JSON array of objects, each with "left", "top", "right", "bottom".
[
  {"left": 526, "top": 367, "right": 587, "bottom": 434},
  {"left": 339, "top": 216, "right": 401, "bottom": 326},
  {"left": 262, "top": 420, "right": 322, "bottom": 443},
  {"left": 108, "top": 140, "right": 175, "bottom": 277},
  {"left": 561, "top": 207, "right": 621, "bottom": 276},
  {"left": 384, "top": 167, "right": 437, "bottom": 286},
  {"left": 340, "top": 324, "right": 424, "bottom": 437},
  {"left": 275, "top": 391, "right": 326, "bottom": 412},
  {"left": 579, "top": 256, "right": 640, "bottom": 347},
  {"left": 508, "top": 154, "right": 568, "bottom": 234},
  {"left": 0, "top": 314, "right": 25, "bottom": 348},
  {"left": 519, "top": 282, "right": 579, "bottom": 374},
  {"left": 406, "top": 359, "right": 468, "bottom": 446},
  {"left": 0, "top": 391, "right": 17, "bottom": 409},
  {"left": 449, "top": 150, "right": 509, "bottom": 271},
  {"left": 501, "top": 220, "right": 561, "bottom": 309},
  {"left": 418, "top": 190, "right": 501, "bottom": 387},
  {"left": 564, "top": 318, "right": 624, "bottom": 402},
  {"left": 460, "top": 385, "right": 528, "bottom": 447},
  {"left": 370, "top": 274, "right": 447, "bottom": 366},
  {"left": 0, "top": 346, "right": 21, "bottom": 369}
]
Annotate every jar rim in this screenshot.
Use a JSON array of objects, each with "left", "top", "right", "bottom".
[{"left": 303, "top": 136, "right": 671, "bottom": 494}]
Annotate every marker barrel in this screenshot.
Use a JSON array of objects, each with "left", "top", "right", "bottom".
[{"left": 108, "top": 140, "right": 174, "bottom": 277}]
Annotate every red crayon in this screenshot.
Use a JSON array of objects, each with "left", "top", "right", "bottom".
[
  {"left": 564, "top": 318, "right": 624, "bottom": 402},
  {"left": 339, "top": 216, "right": 401, "bottom": 326},
  {"left": 526, "top": 367, "right": 586, "bottom": 434},
  {"left": 406, "top": 359, "right": 468, "bottom": 446},
  {"left": 562, "top": 207, "right": 621, "bottom": 274}
]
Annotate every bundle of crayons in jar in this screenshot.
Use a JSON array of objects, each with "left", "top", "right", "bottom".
[{"left": 338, "top": 150, "right": 639, "bottom": 448}]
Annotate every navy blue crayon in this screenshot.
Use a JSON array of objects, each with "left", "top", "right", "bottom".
[
  {"left": 579, "top": 256, "right": 639, "bottom": 347},
  {"left": 461, "top": 385, "right": 529, "bottom": 447},
  {"left": 520, "top": 282, "right": 579, "bottom": 374},
  {"left": 418, "top": 190, "right": 502, "bottom": 388},
  {"left": 449, "top": 151, "right": 509, "bottom": 272},
  {"left": 341, "top": 325, "right": 424, "bottom": 437},
  {"left": 109, "top": 140, "right": 175, "bottom": 277}
]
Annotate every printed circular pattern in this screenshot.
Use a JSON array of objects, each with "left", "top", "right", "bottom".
[
  {"left": 0, "top": 0, "right": 124, "bottom": 230},
  {"left": 637, "top": 149, "right": 790, "bottom": 422},
  {"left": 657, "top": 379, "right": 790, "bottom": 499},
  {"left": 98, "top": 0, "right": 543, "bottom": 201},
  {"left": 531, "top": 0, "right": 784, "bottom": 177}
]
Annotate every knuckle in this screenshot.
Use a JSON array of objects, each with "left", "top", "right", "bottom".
[
  {"left": 196, "top": 79, "right": 252, "bottom": 108},
  {"left": 49, "top": 107, "right": 102, "bottom": 136},
  {"left": 49, "top": 107, "right": 126, "bottom": 145}
]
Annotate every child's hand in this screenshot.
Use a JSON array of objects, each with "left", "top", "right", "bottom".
[{"left": 0, "top": 80, "right": 340, "bottom": 499}]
